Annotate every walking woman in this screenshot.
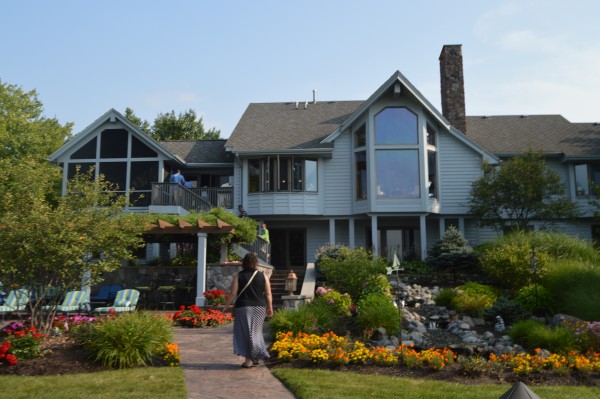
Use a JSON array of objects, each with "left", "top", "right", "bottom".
[{"left": 226, "top": 252, "right": 273, "bottom": 368}]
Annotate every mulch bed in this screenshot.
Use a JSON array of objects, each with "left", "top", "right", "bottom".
[{"left": 0, "top": 336, "right": 105, "bottom": 376}]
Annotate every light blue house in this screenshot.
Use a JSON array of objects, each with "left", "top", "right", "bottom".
[{"left": 50, "top": 45, "right": 600, "bottom": 271}]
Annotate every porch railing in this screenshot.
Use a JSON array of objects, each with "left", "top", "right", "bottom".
[
  {"left": 237, "top": 237, "right": 271, "bottom": 264},
  {"left": 151, "top": 183, "right": 233, "bottom": 213}
]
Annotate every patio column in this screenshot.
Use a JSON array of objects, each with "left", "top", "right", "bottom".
[
  {"left": 420, "top": 214, "right": 427, "bottom": 260},
  {"left": 371, "top": 215, "right": 378, "bottom": 256},
  {"left": 195, "top": 232, "right": 208, "bottom": 306},
  {"left": 329, "top": 218, "right": 335, "bottom": 244},
  {"left": 349, "top": 218, "right": 355, "bottom": 249}
]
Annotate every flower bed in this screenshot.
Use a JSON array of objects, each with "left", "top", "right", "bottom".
[
  {"left": 271, "top": 331, "right": 600, "bottom": 377},
  {"left": 169, "top": 305, "right": 233, "bottom": 328},
  {"left": 0, "top": 322, "right": 45, "bottom": 367}
]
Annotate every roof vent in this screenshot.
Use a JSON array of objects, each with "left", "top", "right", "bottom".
[
  {"left": 304, "top": 101, "right": 308, "bottom": 109},
  {"left": 393, "top": 81, "right": 402, "bottom": 97},
  {"left": 313, "top": 89, "right": 317, "bottom": 104},
  {"left": 520, "top": 115, "right": 528, "bottom": 118},
  {"left": 295, "top": 101, "right": 298, "bottom": 109}
]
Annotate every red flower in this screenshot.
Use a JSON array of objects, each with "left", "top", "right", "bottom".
[{"left": 5, "top": 354, "right": 17, "bottom": 367}]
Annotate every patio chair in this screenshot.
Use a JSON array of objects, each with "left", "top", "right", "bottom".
[
  {"left": 93, "top": 289, "right": 140, "bottom": 314},
  {"left": 0, "top": 288, "right": 30, "bottom": 321},
  {"left": 41, "top": 290, "right": 90, "bottom": 315},
  {"left": 90, "top": 284, "right": 123, "bottom": 305},
  {"left": 132, "top": 274, "right": 154, "bottom": 309},
  {"left": 156, "top": 274, "right": 176, "bottom": 310}
]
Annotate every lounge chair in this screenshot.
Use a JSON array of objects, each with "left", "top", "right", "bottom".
[
  {"left": 90, "top": 284, "right": 123, "bottom": 305},
  {"left": 42, "top": 290, "right": 90, "bottom": 315},
  {"left": 0, "top": 288, "right": 30, "bottom": 320},
  {"left": 94, "top": 289, "right": 140, "bottom": 314}
]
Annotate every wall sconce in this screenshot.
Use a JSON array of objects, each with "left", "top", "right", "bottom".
[{"left": 285, "top": 270, "right": 298, "bottom": 295}]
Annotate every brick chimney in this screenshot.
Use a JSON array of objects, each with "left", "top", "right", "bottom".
[{"left": 439, "top": 45, "right": 467, "bottom": 133}]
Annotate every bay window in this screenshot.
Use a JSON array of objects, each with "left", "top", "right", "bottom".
[{"left": 248, "top": 157, "right": 317, "bottom": 192}]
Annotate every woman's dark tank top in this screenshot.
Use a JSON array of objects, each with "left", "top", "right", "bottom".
[{"left": 235, "top": 269, "right": 266, "bottom": 308}]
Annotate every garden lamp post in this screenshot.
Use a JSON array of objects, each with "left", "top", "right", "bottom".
[{"left": 285, "top": 270, "right": 297, "bottom": 295}]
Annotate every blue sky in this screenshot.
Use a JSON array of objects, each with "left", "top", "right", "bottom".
[{"left": 2, "top": 0, "right": 599, "bottom": 137}]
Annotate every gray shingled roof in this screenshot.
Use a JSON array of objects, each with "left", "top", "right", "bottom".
[
  {"left": 225, "top": 101, "right": 363, "bottom": 151},
  {"left": 466, "top": 115, "right": 600, "bottom": 158},
  {"left": 159, "top": 140, "right": 233, "bottom": 163},
  {"left": 225, "top": 100, "right": 600, "bottom": 159}
]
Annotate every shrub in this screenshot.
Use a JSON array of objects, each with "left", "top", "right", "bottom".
[
  {"left": 361, "top": 274, "right": 393, "bottom": 299},
  {"left": 313, "top": 287, "right": 353, "bottom": 317},
  {"left": 401, "top": 260, "right": 431, "bottom": 275},
  {"left": 544, "top": 259, "right": 600, "bottom": 320},
  {"left": 319, "top": 247, "right": 388, "bottom": 302},
  {"left": 314, "top": 243, "right": 351, "bottom": 264},
  {"left": 450, "top": 282, "right": 498, "bottom": 317},
  {"left": 356, "top": 293, "right": 401, "bottom": 336},
  {"left": 427, "top": 226, "right": 480, "bottom": 271},
  {"left": 483, "top": 296, "right": 531, "bottom": 326},
  {"left": 509, "top": 319, "right": 580, "bottom": 354},
  {"left": 314, "top": 244, "right": 352, "bottom": 282},
  {"left": 268, "top": 302, "right": 337, "bottom": 337},
  {"left": 434, "top": 288, "right": 457, "bottom": 308},
  {"left": 451, "top": 292, "right": 494, "bottom": 318},
  {"left": 514, "top": 284, "right": 553, "bottom": 314},
  {"left": 480, "top": 240, "right": 550, "bottom": 291},
  {"left": 526, "top": 231, "right": 600, "bottom": 264},
  {"left": 72, "top": 312, "right": 174, "bottom": 369}
]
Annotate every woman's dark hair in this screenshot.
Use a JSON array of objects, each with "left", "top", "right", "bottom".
[{"left": 242, "top": 252, "right": 259, "bottom": 270}]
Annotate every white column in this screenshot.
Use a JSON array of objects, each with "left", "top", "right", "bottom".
[
  {"left": 371, "top": 215, "right": 378, "bottom": 256},
  {"left": 420, "top": 214, "right": 427, "bottom": 260},
  {"left": 219, "top": 243, "right": 228, "bottom": 263},
  {"left": 195, "top": 232, "right": 208, "bottom": 306},
  {"left": 349, "top": 218, "right": 355, "bottom": 249},
  {"left": 329, "top": 218, "right": 336, "bottom": 244},
  {"left": 439, "top": 217, "right": 445, "bottom": 238}
]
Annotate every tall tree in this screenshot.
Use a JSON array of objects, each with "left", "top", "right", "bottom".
[
  {"left": 0, "top": 80, "right": 73, "bottom": 208},
  {"left": 124, "top": 107, "right": 151, "bottom": 134},
  {"left": 468, "top": 151, "right": 579, "bottom": 232},
  {"left": 125, "top": 107, "right": 220, "bottom": 141},
  {"left": 0, "top": 80, "right": 72, "bottom": 162}
]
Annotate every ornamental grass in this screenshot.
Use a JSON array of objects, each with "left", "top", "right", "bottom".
[{"left": 271, "top": 331, "right": 600, "bottom": 376}]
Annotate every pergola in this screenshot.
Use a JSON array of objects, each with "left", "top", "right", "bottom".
[{"left": 144, "top": 218, "right": 235, "bottom": 306}]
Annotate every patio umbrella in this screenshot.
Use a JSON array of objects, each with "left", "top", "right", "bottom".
[{"left": 498, "top": 381, "right": 541, "bottom": 399}]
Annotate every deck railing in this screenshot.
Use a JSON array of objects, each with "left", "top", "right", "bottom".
[
  {"left": 238, "top": 237, "right": 271, "bottom": 264},
  {"left": 151, "top": 183, "right": 232, "bottom": 212}
]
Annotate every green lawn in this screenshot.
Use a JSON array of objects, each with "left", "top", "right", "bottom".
[
  {"left": 0, "top": 367, "right": 186, "bottom": 399},
  {"left": 272, "top": 368, "right": 600, "bottom": 399}
]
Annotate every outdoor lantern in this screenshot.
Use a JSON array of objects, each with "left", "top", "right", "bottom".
[{"left": 285, "top": 270, "right": 298, "bottom": 295}]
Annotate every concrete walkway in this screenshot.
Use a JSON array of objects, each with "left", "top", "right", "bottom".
[{"left": 174, "top": 323, "right": 296, "bottom": 399}]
